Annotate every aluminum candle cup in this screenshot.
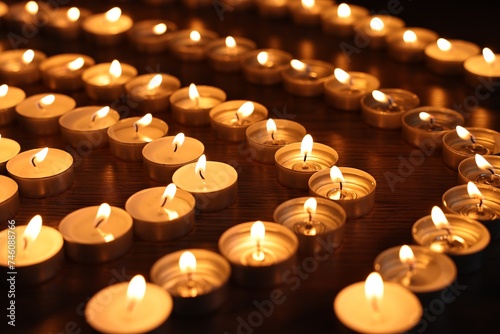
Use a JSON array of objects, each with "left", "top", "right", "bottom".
[
  {"left": 81, "top": 8, "right": 133, "bottom": 45},
  {"left": 386, "top": 27, "right": 438, "bottom": 63},
  {"left": 288, "top": 0, "right": 333, "bottom": 26},
  {"left": 0, "top": 176, "right": 19, "bottom": 222},
  {"left": 354, "top": 15, "right": 406, "bottom": 50},
  {"left": 44, "top": 7, "right": 92, "bottom": 40},
  {"left": 218, "top": 221, "right": 298, "bottom": 288},
  {"left": 150, "top": 249, "right": 231, "bottom": 315},
  {"left": 401, "top": 107, "right": 464, "bottom": 149},
  {"left": 209, "top": 100, "right": 268, "bottom": 142},
  {"left": 458, "top": 155, "right": 500, "bottom": 187},
  {"left": 281, "top": 59, "right": 334, "bottom": 97},
  {"left": 241, "top": 49, "right": 293, "bottom": 85},
  {"left": 273, "top": 197, "right": 346, "bottom": 255},
  {"left": 442, "top": 127, "right": 500, "bottom": 170},
  {"left": 125, "top": 73, "right": 181, "bottom": 113},
  {"left": 0, "top": 49, "right": 46, "bottom": 86},
  {"left": 58, "top": 106, "right": 120, "bottom": 149},
  {"left": 0, "top": 137, "right": 20, "bottom": 174},
  {"left": 15, "top": 93, "right": 76, "bottom": 135},
  {"left": 39, "top": 54, "right": 95, "bottom": 91},
  {"left": 425, "top": 39, "right": 480, "bottom": 76},
  {"left": 128, "top": 19, "right": 178, "bottom": 53},
  {"left": 308, "top": 167, "right": 376, "bottom": 219},
  {"left": 320, "top": 4, "right": 369, "bottom": 37},
  {"left": 207, "top": 36, "right": 257, "bottom": 72},
  {"left": 59, "top": 205, "right": 133, "bottom": 264},
  {"left": 245, "top": 119, "right": 307, "bottom": 164},
  {"left": 412, "top": 213, "right": 490, "bottom": 273},
  {"left": 142, "top": 136, "right": 205, "bottom": 183},
  {"left": 82, "top": 62, "right": 137, "bottom": 101},
  {"left": 107, "top": 116, "right": 169, "bottom": 162},
  {"left": 125, "top": 187, "right": 195, "bottom": 241},
  {"left": 324, "top": 72, "right": 380, "bottom": 111},
  {"left": 7, "top": 148, "right": 74, "bottom": 198},
  {"left": 443, "top": 184, "right": 500, "bottom": 240},
  {"left": 360, "top": 89, "right": 420, "bottom": 129},
  {"left": 463, "top": 52, "right": 500, "bottom": 89},
  {"left": 169, "top": 29, "right": 219, "bottom": 62},
  {"left": 170, "top": 85, "right": 226, "bottom": 126},
  {"left": 374, "top": 245, "right": 457, "bottom": 294},
  {"left": 0, "top": 85, "right": 25, "bottom": 126}
]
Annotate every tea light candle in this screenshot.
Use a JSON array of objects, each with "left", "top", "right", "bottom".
[
  {"left": 82, "top": 60, "right": 138, "bottom": 101},
  {"left": 170, "top": 84, "right": 226, "bottom": 126},
  {"left": 125, "top": 73, "right": 181, "bottom": 113},
  {"left": 275, "top": 134, "right": 339, "bottom": 190},
  {"left": 0, "top": 175, "right": 19, "bottom": 222},
  {"left": 6, "top": 147, "right": 74, "bottom": 198},
  {"left": 354, "top": 15, "right": 406, "bottom": 49},
  {"left": 321, "top": 3, "right": 369, "bottom": 37},
  {"left": 401, "top": 106, "right": 465, "bottom": 149},
  {"left": 44, "top": 7, "right": 92, "bottom": 40},
  {"left": 58, "top": 106, "right": 120, "bottom": 149},
  {"left": 255, "top": 0, "right": 288, "bottom": 18},
  {"left": 107, "top": 114, "right": 169, "bottom": 162},
  {"left": 324, "top": 68, "right": 380, "bottom": 110},
  {"left": 150, "top": 249, "right": 231, "bottom": 315},
  {"left": 125, "top": 184, "right": 195, "bottom": 241},
  {"left": 59, "top": 203, "right": 133, "bottom": 263},
  {"left": 412, "top": 206, "right": 490, "bottom": 273},
  {"left": 246, "top": 118, "right": 307, "bottom": 164},
  {"left": 443, "top": 182, "right": 500, "bottom": 240},
  {"left": 128, "top": 19, "right": 178, "bottom": 53},
  {"left": 464, "top": 47, "right": 500, "bottom": 89},
  {"left": 374, "top": 245, "right": 457, "bottom": 294},
  {"left": 360, "top": 89, "right": 420, "bottom": 129},
  {"left": 39, "top": 53, "right": 95, "bottom": 91},
  {"left": 274, "top": 197, "right": 346, "bottom": 255},
  {"left": 172, "top": 154, "right": 238, "bottom": 212},
  {"left": 0, "top": 215, "right": 64, "bottom": 285},
  {"left": 85, "top": 274, "right": 173, "bottom": 334},
  {"left": 288, "top": 0, "right": 333, "bottom": 26},
  {"left": 0, "top": 85, "right": 25, "bottom": 126},
  {"left": 0, "top": 135, "right": 20, "bottom": 174},
  {"left": 218, "top": 221, "right": 298, "bottom": 287},
  {"left": 442, "top": 126, "right": 500, "bottom": 170},
  {"left": 0, "top": 49, "right": 46, "bottom": 86},
  {"left": 169, "top": 29, "right": 219, "bottom": 62},
  {"left": 15, "top": 93, "right": 76, "bottom": 135},
  {"left": 143, "top": 134, "right": 205, "bottom": 183},
  {"left": 386, "top": 28, "right": 438, "bottom": 63},
  {"left": 4, "top": 1, "right": 51, "bottom": 31},
  {"left": 82, "top": 7, "right": 133, "bottom": 45},
  {"left": 241, "top": 49, "right": 293, "bottom": 85},
  {"left": 209, "top": 100, "right": 268, "bottom": 142},
  {"left": 458, "top": 154, "right": 500, "bottom": 188},
  {"left": 309, "top": 166, "right": 376, "bottom": 219},
  {"left": 207, "top": 36, "right": 257, "bottom": 72},
  {"left": 425, "top": 38, "right": 480, "bottom": 75},
  {"left": 334, "top": 272, "right": 422, "bottom": 333},
  {"left": 281, "top": 59, "right": 335, "bottom": 97}
]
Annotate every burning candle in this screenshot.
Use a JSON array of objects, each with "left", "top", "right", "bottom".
[
  {"left": 324, "top": 68, "right": 380, "bottom": 110},
  {"left": 82, "top": 7, "right": 133, "bottom": 45},
  {"left": 15, "top": 93, "right": 76, "bottom": 135},
  {"left": 0, "top": 49, "right": 46, "bottom": 86},
  {"left": 386, "top": 27, "right": 438, "bottom": 63},
  {"left": 170, "top": 83, "right": 226, "bottom": 126},
  {"left": 360, "top": 89, "right": 420, "bottom": 129},
  {"left": 142, "top": 133, "right": 205, "bottom": 183},
  {"left": 125, "top": 73, "right": 181, "bottom": 113},
  {"left": 412, "top": 206, "right": 490, "bottom": 273},
  {"left": 169, "top": 29, "right": 219, "bottom": 61},
  {"left": 107, "top": 114, "right": 168, "bottom": 161},
  {"left": 128, "top": 19, "right": 178, "bottom": 53},
  {"left": 321, "top": 3, "right": 369, "bottom": 37},
  {"left": 172, "top": 154, "right": 238, "bottom": 212},
  {"left": 0, "top": 175, "right": 19, "bottom": 222},
  {"left": 354, "top": 15, "right": 406, "bottom": 49},
  {"left": 425, "top": 38, "right": 480, "bottom": 75},
  {"left": 288, "top": 0, "right": 333, "bottom": 26},
  {"left": 275, "top": 134, "right": 339, "bottom": 190},
  {"left": 241, "top": 49, "right": 293, "bottom": 85},
  {"left": 219, "top": 221, "right": 298, "bottom": 287},
  {"left": 39, "top": 54, "right": 95, "bottom": 91},
  {"left": 245, "top": 118, "right": 307, "bottom": 164},
  {"left": 0, "top": 215, "right": 64, "bottom": 286},
  {"left": 0, "top": 84, "right": 25, "bottom": 126},
  {"left": 209, "top": 100, "right": 268, "bottom": 142},
  {"left": 6, "top": 147, "right": 74, "bottom": 198},
  {"left": 82, "top": 60, "right": 138, "bottom": 101},
  {"left": 0, "top": 135, "right": 20, "bottom": 174},
  {"left": 207, "top": 36, "right": 257, "bottom": 72},
  {"left": 44, "top": 6, "right": 92, "bottom": 40},
  {"left": 59, "top": 203, "right": 134, "bottom": 263},
  {"left": 4, "top": 1, "right": 50, "bottom": 31},
  {"left": 334, "top": 272, "right": 422, "bottom": 333},
  {"left": 464, "top": 47, "right": 500, "bottom": 89},
  {"left": 150, "top": 249, "right": 231, "bottom": 315},
  {"left": 281, "top": 59, "right": 335, "bottom": 97},
  {"left": 85, "top": 274, "right": 173, "bottom": 333},
  {"left": 458, "top": 154, "right": 500, "bottom": 188}
]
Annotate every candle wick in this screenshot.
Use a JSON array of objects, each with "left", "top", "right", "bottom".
[
  {"left": 195, "top": 97, "right": 199, "bottom": 109},
  {"left": 91, "top": 114, "right": 97, "bottom": 122},
  {"left": 127, "top": 300, "right": 136, "bottom": 313},
  {"left": 23, "top": 236, "right": 28, "bottom": 251},
  {"left": 36, "top": 102, "right": 45, "bottom": 111},
  {"left": 173, "top": 143, "right": 178, "bottom": 153},
  {"left": 271, "top": 131, "right": 275, "bottom": 141},
  {"left": 303, "top": 153, "right": 308, "bottom": 163},
  {"left": 307, "top": 211, "right": 312, "bottom": 227},
  {"left": 161, "top": 197, "right": 168, "bottom": 208},
  {"left": 478, "top": 198, "right": 484, "bottom": 213},
  {"left": 235, "top": 112, "right": 240, "bottom": 124},
  {"left": 94, "top": 218, "right": 104, "bottom": 229},
  {"left": 134, "top": 123, "right": 139, "bottom": 133},
  {"left": 470, "top": 135, "right": 476, "bottom": 145},
  {"left": 31, "top": 157, "right": 38, "bottom": 167},
  {"left": 199, "top": 170, "right": 205, "bottom": 180}
]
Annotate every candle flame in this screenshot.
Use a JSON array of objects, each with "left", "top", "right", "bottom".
[
  {"left": 147, "top": 74, "right": 162, "bottom": 91},
  {"left": 370, "top": 17, "right": 384, "bottom": 32},
  {"left": 403, "top": 30, "right": 417, "bottom": 44},
  {"left": 135, "top": 113, "right": 153, "bottom": 131},
  {"left": 419, "top": 111, "right": 432, "bottom": 122},
  {"left": 0, "top": 84, "right": 8, "bottom": 97},
  {"left": 399, "top": 245, "right": 415, "bottom": 265},
  {"left": 67, "top": 57, "right": 85, "bottom": 71},
  {"left": 301, "top": 0, "right": 315, "bottom": 9},
  {"left": 225, "top": 36, "right": 236, "bottom": 48},
  {"left": 195, "top": 154, "right": 206, "bottom": 180},
  {"left": 179, "top": 251, "right": 197, "bottom": 273},
  {"left": 94, "top": 203, "right": 111, "bottom": 228},
  {"left": 92, "top": 106, "right": 110, "bottom": 121},
  {"left": 153, "top": 23, "right": 167, "bottom": 35},
  {"left": 467, "top": 181, "right": 484, "bottom": 200},
  {"left": 475, "top": 154, "right": 494, "bottom": 173},
  {"left": 161, "top": 183, "right": 177, "bottom": 207},
  {"left": 304, "top": 197, "right": 317, "bottom": 215},
  {"left": 126, "top": 275, "right": 146, "bottom": 313},
  {"left": 337, "top": 3, "right": 351, "bottom": 18},
  {"left": 251, "top": 220, "right": 265, "bottom": 241},
  {"left": 22, "top": 215, "right": 42, "bottom": 250},
  {"left": 257, "top": 52, "right": 269, "bottom": 66},
  {"left": 22, "top": 50, "right": 35, "bottom": 65},
  {"left": 456, "top": 125, "right": 474, "bottom": 142},
  {"left": 371, "top": 90, "right": 388, "bottom": 104},
  {"left": 188, "top": 83, "right": 200, "bottom": 102},
  {"left": 334, "top": 68, "right": 350, "bottom": 85},
  {"left": 431, "top": 206, "right": 450, "bottom": 230},
  {"left": 32, "top": 147, "right": 49, "bottom": 166},
  {"left": 301, "top": 134, "right": 313, "bottom": 161},
  {"left": 266, "top": 118, "right": 277, "bottom": 136},
  {"left": 190, "top": 30, "right": 201, "bottom": 42},
  {"left": 105, "top": 7, "right": 121, "bottom": 23},
  {"left": 483, "top": 47, "right": 496, "bottom": 65},
  {"left": 365, "top": 272, "right": 383, "bottom": 313},
  {"left": 290, "top": 59, "right": 307, "bottom": 71},
  {"left": 109, "top": 60, "right": 122, "bottom": 79},
  {"left": 38, "top": 94, "right": 55, "bottom": 109},
  {"left": 437, "top": 38, "right": 451, "bottom": 52},
  {"left": 173, "top": 132, "right": 185, "bottom": 152},
  {"left": 237, "top": 101, "right": 254, "bottom": 119},
  {"left": 329, "top": 166, "right": 345, "bottom": 183},
  {"left": 25, "top": 1, "right": 38, "bottom": 15},
  {"left": 67, "top": 7, "right": 80, "bottom": 22}
]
